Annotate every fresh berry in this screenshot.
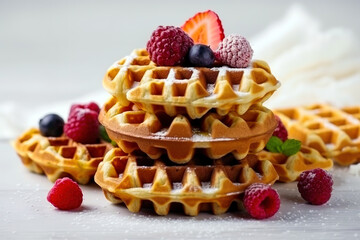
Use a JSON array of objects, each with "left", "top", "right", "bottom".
[
  {"left": 64, "top": 107, "right": 99, "bottom": 144},
  {"left": 47, "top": 177, "right": 83, "bottom": 210},
  {"left": 181, "top": 10, "right": 225, "bottom": 51},
  {"left": 69, "top": 102, "right": 100, "bottom": 117},
  {"left": 39, "top": 114, "right": 64, "bottom": 137},
  {"left": 187, "top": 44, "right": 215, "bottom": 67},
  {"left": 297, "top": 168, "right": 333, "bottom": 205},
  {"left": 273, "top": 115, "right": 288, "bottom": 142},
  {"left": 243, "top": 183, "right": 280, "bottom": 219},
  {"left": 146, "top": 26, "right": 193, "bottom": 66},
  {"left": 215, "top": 34, "right": 253, "bottom": 68}
]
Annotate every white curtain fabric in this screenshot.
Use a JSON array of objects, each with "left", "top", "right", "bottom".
[{"left": 251, "top": 5, "right": 360, "bottom": 109}]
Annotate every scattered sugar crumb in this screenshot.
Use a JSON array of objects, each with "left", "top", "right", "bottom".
[{"left": 349, "top": 163, "right": 360, "bottom": 176}]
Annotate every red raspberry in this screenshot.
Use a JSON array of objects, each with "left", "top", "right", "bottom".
[
  {"left": 297, "top": 168, "right": 333, "bottom": 205},
  {"left": 47, "top": 177, "right": 83, "bottom": 210},
  {"left": 273, "top": 115, "right": 288, "bottom": 142},
  {"left": 69, "top": 102, "right": 100, "bottom": 117},
  {"left": 215, "top": 34, "right": 253, "bottom": 68},
  {"left": 64, "top": 107, "right": 99, "bottom": 144},
  {"left": 243, "top": 183, "right": 280, "bottom": 219},
  {"left": 146, "top": 26, "right": 194, "bottom": 66}
]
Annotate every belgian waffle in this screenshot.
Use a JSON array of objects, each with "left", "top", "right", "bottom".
[
  {"left": 99, "top": 96, "right": 277, "bottom": 164},
  {"left": 12, "top": 128, "right": 112, "bottom": 184},
  {"left": 103, "top": 49, "right": 280, "bottom": 119},
  {"left": 275, "top": 104, "right": 360, "bottom": 166},
  {"left": 94, "top": 148, "right": 279, "bottom": 216},
  {"left": 256, "top": 146, "right": 333, "bottom": 182}
]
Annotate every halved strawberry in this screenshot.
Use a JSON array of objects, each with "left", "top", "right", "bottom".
[{"left": 181, "top": 10, "right": 225, "bottom": 51}]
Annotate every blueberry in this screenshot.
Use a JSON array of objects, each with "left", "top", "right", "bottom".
[
  {"left": 39, "top": 114, "right": 64, "bottom": 137},
  {"left": 187, "top": 44, "right": 215, "bottom": 67}
]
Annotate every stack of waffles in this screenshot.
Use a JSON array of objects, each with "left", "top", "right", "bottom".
[{"left": 95, "top": 49, "right": 283, "bottom": 215}]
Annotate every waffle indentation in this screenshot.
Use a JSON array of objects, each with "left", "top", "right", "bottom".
[
  {"left": 173, "top": 83, "right": 188, "bottom": 97},
  {"left": 48, "top": 138, "right": 69, "bottom": 146},
  {"left": 175, "top": 69, "right": 193, "bottom": 80},
  {"left": 153, "top": 69, "right": 170, "bottom": 79},
  {"left": 132, "top": 58, "right": 151, "bottom": 66},
  {"left": 60, "top": 146, "right": 76, "bottom": 159},
  {"left": 87, "top": 145, "right": 107, "bottom": 158},
  {"left": 124, "top": 112, "right": 145, "bottom": 124},
  {"left": 150, "top": 82, "right": 164, "bottom": 96}
]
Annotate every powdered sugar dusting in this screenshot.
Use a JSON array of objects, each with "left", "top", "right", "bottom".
[
  {"left": 349, "top": 163, "right": 360, "bottom": 176},
  {"left": 206, "top": 83, "right": 215, "bottom": 94},
  {"left": 152, "top": 128, "right": 234, "bottom": 142},
  {"left": 143, "top": 183, "right": 152, "bottom": 189},
  {"left": 171, "top": 182, "right": 183, "bottom": 194}
]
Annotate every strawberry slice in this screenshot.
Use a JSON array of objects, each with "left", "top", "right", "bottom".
[{"left": 181, "top": 10, "right": 225, "bottom": 51}]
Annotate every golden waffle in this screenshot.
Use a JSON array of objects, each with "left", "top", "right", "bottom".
[
  {"left": 99, "top": 96, "right": 277, "bottom": 164},
  {"left": 256, "top": 146, "right": 333, "bottom": 182},
  {"left": 103, "top": 49, "right": 280, "bottom": 119},
  {"left": 275, "top": 104, "right": 360, "bottom": 166},
  {"left": 94, "top": 148, "right": 279, "bottom": 216},
  {"left": 12, "top": 128, "right": 113, "bottom": 184}
]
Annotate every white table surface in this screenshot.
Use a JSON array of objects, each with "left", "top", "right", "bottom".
[{"left": 1, "top": 140, "right": 360, "bottom": 240}]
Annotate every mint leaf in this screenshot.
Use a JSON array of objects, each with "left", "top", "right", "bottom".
[
  {"left": 99, "top": 125, "right": 112, "bottom": 143},
  {"left": 266, "top": 136, "right": 283, "bottom": 153},
  {"left": 111, "top": 140, "right": 118, "bottom": 147},
  {"left": 281, "top": 139, "right": 302, "bottom": 156}
]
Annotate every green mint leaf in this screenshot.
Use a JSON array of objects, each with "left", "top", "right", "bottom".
[
  {"left": 281, "top": 139, "right": 302, "bottom": 156},
  {"left": 111, "top": 140, "right": 118, "bottom": 147},
  {"left": 266, "top": 136, "right": 283, "bottom": 153},
  {"left": 99, "top": 125, "right": 112, "bottom": 143}
]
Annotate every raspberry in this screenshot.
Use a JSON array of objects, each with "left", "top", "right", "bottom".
[
  {"left": 215, "top": 34, "right": 253, "bottom": 68},
  {"left": 273, "top": 115, "right": 288, "bottom": 141},
  {"left": 47, "top": 177, "right": 83, "bottom": 210},
  {"left": 297, "top": 168, "right": 333, "bottom": 205},
  {"left": 64, "top": 107, "right": 99, "bottom": 144},
  {"left": 69, "top": 102, "right": 100, "bottom": 117},
  {"left": 243, "top": 183, "right": 280, "bottom": 219},
  {"left": 146, "top": 26, "right": 194, "bottom": 66}
]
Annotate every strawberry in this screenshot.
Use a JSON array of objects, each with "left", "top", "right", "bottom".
[{"left": 181, "top": 10, "right": 225, "bottom": 51}]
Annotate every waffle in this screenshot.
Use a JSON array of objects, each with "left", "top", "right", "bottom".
[
  {"left": 12, "top": 128, "right": 113, "bottom": 184},
  {"left": 103, "top": 49, "right": 280, "bottom": 119},
  {"left": 99, "top": 96, "right": 277, "bottom": 164},
  {"left": 256, "top": 146, "right": 333, "bottom": 182},
  {"left": 94, "top": 148, "right": 279, "bottom": 216},
  {"left": 275, "top": 104, "right": 360, "bottom": 166}
]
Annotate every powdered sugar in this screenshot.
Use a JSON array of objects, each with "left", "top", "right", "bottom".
[
  {"left": 152, "top": 128, "right": 234, "bottom": 142},
  {"left": 349, "top": 163, "right": 360, "bottom": 176},
  {"left": 143, "top": 183, "right": 152, "bottom": 189},
  {"left": 206, "top": 83, "right": 215, "bottom": 94}
]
